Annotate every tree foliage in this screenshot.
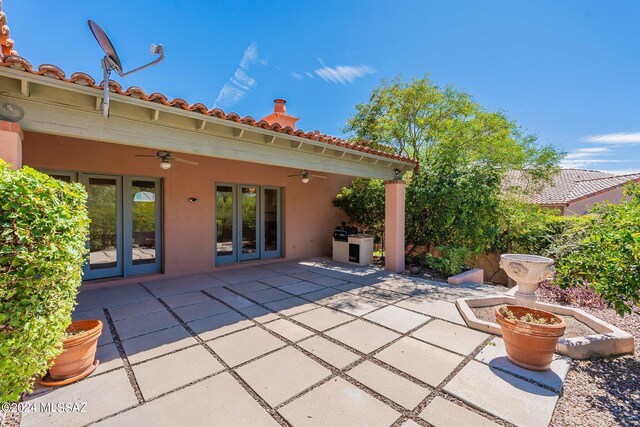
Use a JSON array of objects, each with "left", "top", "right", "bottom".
[
  {"left": 0, "top": 162, "right": 89, "bottom": 402},
  {"left": 554, "top": 184, "right": 640, "bottom": 316},
  {"left": 337, "top": 75, "right": 563, "bottom": 274}
]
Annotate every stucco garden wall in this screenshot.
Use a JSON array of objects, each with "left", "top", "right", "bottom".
[{"left": 22, "top": 131, "right": 351, "bottom": 278}]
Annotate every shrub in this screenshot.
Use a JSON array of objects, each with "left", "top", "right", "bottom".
[
  {"left": 333, "top": 178, "right": 385, "bottom": 238},
  {"left": 554, "top": 183, "right": 640, "bottom": 316},
  {"left": 0, "top": 162, "right": 89, "bottom": 402}
]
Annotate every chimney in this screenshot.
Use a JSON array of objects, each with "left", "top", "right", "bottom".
[{"left": 260, "top": 98, "right": 299, "bottom": 129}]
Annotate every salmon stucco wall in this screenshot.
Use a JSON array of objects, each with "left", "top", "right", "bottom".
[
  {"left": 22, "top": 132, "right": 352, "bottom": 277},
  {"left": 565, "top": 186, "right": 626, "bottom": 216}
]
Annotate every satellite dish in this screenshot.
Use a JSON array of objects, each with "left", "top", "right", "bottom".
[
  {"left": 88, "top": 20, "right": 123, "bottom": 75},
  {"left": 87, "top": 20, "right": 165, "bottom": 118}
]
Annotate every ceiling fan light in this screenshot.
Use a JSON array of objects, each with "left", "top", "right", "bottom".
[
  {"left": 159, "top": 160, "right": 172, "bottom": 170},
  {"left": 301, "top": 177, "right": 310, "bottom": 184}
]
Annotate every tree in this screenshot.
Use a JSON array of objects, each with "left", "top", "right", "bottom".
[
  {"left": 554, "top": 184, "right": 640, "bottom": 316},
  {"left": 337, "top": 75, "right": 563, "bottom": 274}
]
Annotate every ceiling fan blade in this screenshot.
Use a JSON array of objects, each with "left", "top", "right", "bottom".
[
  {"left": 173, "top": 157, "right": 199, "bottom": 166},
  {"left": 287, "top": 174, "right": 301, "bottom": 177},
  {"left": 134, "top": 154, "right": 159, "bottom": 158},
  {"left": 311, "top": 175, "right": 327, "bottom": 179}
]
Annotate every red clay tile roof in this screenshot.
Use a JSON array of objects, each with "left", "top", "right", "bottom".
[
  {"left": 0, "top": 2, "right": 17, "bottom": 58},
  {"left": 505, "top": 169, "right": 640, "bottom": 205},
  {"left": 0, "top": 54, "right": 418, "bottom": 167}
]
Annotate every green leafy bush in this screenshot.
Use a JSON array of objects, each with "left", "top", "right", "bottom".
[
  {"left": 554, "top": 184, "right": 640, "bottom": 316},
  {"left": 333, "top": 178, "right": 385, "bottom": 237},
  {"left": 0, "top": 162, "right": 89, "bottom": 402}
]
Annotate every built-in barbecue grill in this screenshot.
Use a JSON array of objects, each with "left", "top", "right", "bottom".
[
  {"left": 332, "top": 225, "right": 359, "bottom": 242},
  {"left": 332, "top": 225, "right": 374, "bottom": 266}
]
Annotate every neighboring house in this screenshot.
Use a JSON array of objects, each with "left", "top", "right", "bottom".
[
  {"left": 505, "top": 169, "right": 640, "bottom": 216},
  {"left": 0, "top": 7, "right": 415, "bottom": 282}
]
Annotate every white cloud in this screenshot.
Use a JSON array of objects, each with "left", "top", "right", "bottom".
[
  {"left": 585, "top": 132, "right": 640, "bottom": 144},
  {"left": 314, "top": 64, "right": 376, "bottom": 85},
  {"left": 560, "top": 159, "right": 629, "bottom": 169},
  {"left": 214, "top": 42, "right": 264, "bottom": 108},
  {"left": 564, "top": 147, "right": 611, "bottom": 160},
  {"left": 291, "top": 72, "right": 304, "bottom": 80},
  {"left": 305, "top": 72, "right": 314, "bottom": 79}
]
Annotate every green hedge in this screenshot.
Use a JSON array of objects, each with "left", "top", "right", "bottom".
[{"left": 0, "top": 162, "right": 89, "bottom": 402}]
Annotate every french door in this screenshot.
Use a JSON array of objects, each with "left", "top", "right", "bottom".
[
  {"left": 215, "top": 184, "right": 281, "bottom": 265},
  {"left": 44, "top": 172, "right": 163, "bottom": 280}
]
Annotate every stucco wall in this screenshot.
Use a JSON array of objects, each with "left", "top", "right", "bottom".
[
  {"left": 565, "top": 186, "right": 626, "bottom": 216},
  {"left": 22, "top": 132, "right": 352, "bottom": 277}
]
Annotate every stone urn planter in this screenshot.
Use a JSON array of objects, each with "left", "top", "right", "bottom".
[
  {"left": 500, "top": 254, "right": 554, "bottom": 307},
  {"left": 38, "top": 320, "right": 103, "bottom": 386},
  {"left": 495, "top": 305, "right": 565, "bottom": 371}
]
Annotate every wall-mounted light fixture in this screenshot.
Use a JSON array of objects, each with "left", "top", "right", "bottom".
[{"left": 188, "top": 197, "right": 198, "bottom": 203}]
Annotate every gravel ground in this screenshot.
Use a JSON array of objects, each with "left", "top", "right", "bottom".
[
  {"left": 537, "top": 294, "right": 640, "bottom": 427},
  {"left": 471, "top": 305, "right": 597, "bottom": 338}
]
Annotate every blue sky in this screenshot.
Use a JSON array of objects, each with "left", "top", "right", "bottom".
[{"left": 6, "top": 1, "right": 640, "bottom": 173}]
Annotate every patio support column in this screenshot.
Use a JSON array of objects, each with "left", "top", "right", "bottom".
[
  {"left": 0, "top": 121, "right": 23, "bottom": 169},
  {"left": 384, "top": 179, "right": 405, "bottom": 272}
]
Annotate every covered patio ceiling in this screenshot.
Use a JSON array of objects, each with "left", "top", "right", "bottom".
[{"left": 0, "top": 60, "right": 416, "bottom": 180}]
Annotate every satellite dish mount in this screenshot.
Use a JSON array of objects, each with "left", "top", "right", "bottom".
[{"left": 88, "top": 20, "right": 165, "bottom": 118}]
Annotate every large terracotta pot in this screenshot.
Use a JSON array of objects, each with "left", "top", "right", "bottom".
[
  {"left": 49, "top": 320, "right": 103, "bottom": 380},
  {"left": 495, "top": 305, "right": 565, "bottom": 371}
]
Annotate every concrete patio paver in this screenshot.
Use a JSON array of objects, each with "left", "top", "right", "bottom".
[
  {"left": 297, "top": 336, "right": 360, "bottom": 369},
  {"left": 227, "top": 280, "right": 272, "bottom": 294},
  {"left": 161, "top": 291, "right": 211, "bottom": 309},
  {"left": 375, "top": 337, "right": 464, "bottom": 387},
  {"left": 205, "top": 287, "right": 255, "bottom": 309},
  {"left": 112, "top": 309, "right": 179, "bottom": 340},
  {"left": 206, "top": 326, "right": 286, "bottom": 366},
  {"left": 326, "top": 319, "right": 400, "bottom": 353},
  {"left": 444, "top": 360, "right": 559, "bottom": 427},
  {"left": 420, "top": 396, "right": 500, "bottom": 427},
  {"left": 236, "top": 347, "right": 332, "bottom": 406},
  {"left": 265, "top": 297, "right": 319, "bottom": 316},
  {"left": 277, "top": 281, "right": 325, "bottom": 296},
  {"left": 171, "top": 299, "right": 231, "bottom": 323},
  {"left": 259, "top": 275, "right": 303, "bottom": 286},
  {"left": 187, "top": 309, "right": 253, "bottom": 341},
  {"left": 122, "top": 325, "right": 197, "bottom": 364},
  {"left": 244, "top": 287, "right": 293, "bottom": 304},
  {"left": 347, "top": 360, "right": 430, "bottom": 409},
  {"left": 21, "top": 369, "right": 138, "bottom": 427},
  {"left": 94, "top": 343, "right": 123, "bottom": 375},
  {"left": 237, "top": 304, "right": 281, "bottom": 323},
  {"left": 291, "top": 307, "right": 354, "bottom": 331},
  {"left": 363, "top": 305, "right": 431, "bottom": 333},
  {"left": 475, "top": 337, "right": 572, "bottom": 391},
  {"left": 411, "top": 319, "right": 489, "bottom": 355},
  {"left": 132, "top": 345, "right": 224, "bottom": 399},
  {"left": 396, "top": 298, "right": 466, "bottom": 325},
  {"left": 264, "top": 318, "right": 315, "bottom": 342},
  {"left": 95, "top": 373, "right": 279, "bottom": 427},
  {"left": 325, "top": 294, "right": 387, "bottom": 316},
  {"left": 107, "top": 298, "right": 165, "bottom": 321},
  {"left": 278, "top": 377, "right": 400, "bottom": 426}
]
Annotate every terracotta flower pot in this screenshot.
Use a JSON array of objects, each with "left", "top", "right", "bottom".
[
  {"left": 48, "top": 320, "right": 103, "bottom": 380},
  {"left": 495, "top": 305, "right": 565, "bottom": 371}
]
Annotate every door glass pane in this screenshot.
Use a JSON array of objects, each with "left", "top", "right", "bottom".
[
  {"left": 264, "top": 189, "right": 278, "bottom": 252},
  {"left": 87, "top": 178, "right": 118, "bottom": 270},
  {"left": 241, "top": 187, "right": 257, "bottom": 255},
  {"left": 216, "top": 186, "right": 234, "bottom": 256},
  {"left": 49, "top": 174, "right": 72, "bottom": 183},
  {"left": 131, "top": 180, "right": 156, "bottom": 265}
]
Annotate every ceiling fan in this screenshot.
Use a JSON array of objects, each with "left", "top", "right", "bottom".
[
  {"left": 135, "top": 151, "right": 199, "bottom": 170},
  {"left": 288, "top": 170, "right": 327, "bottom": 184}
]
